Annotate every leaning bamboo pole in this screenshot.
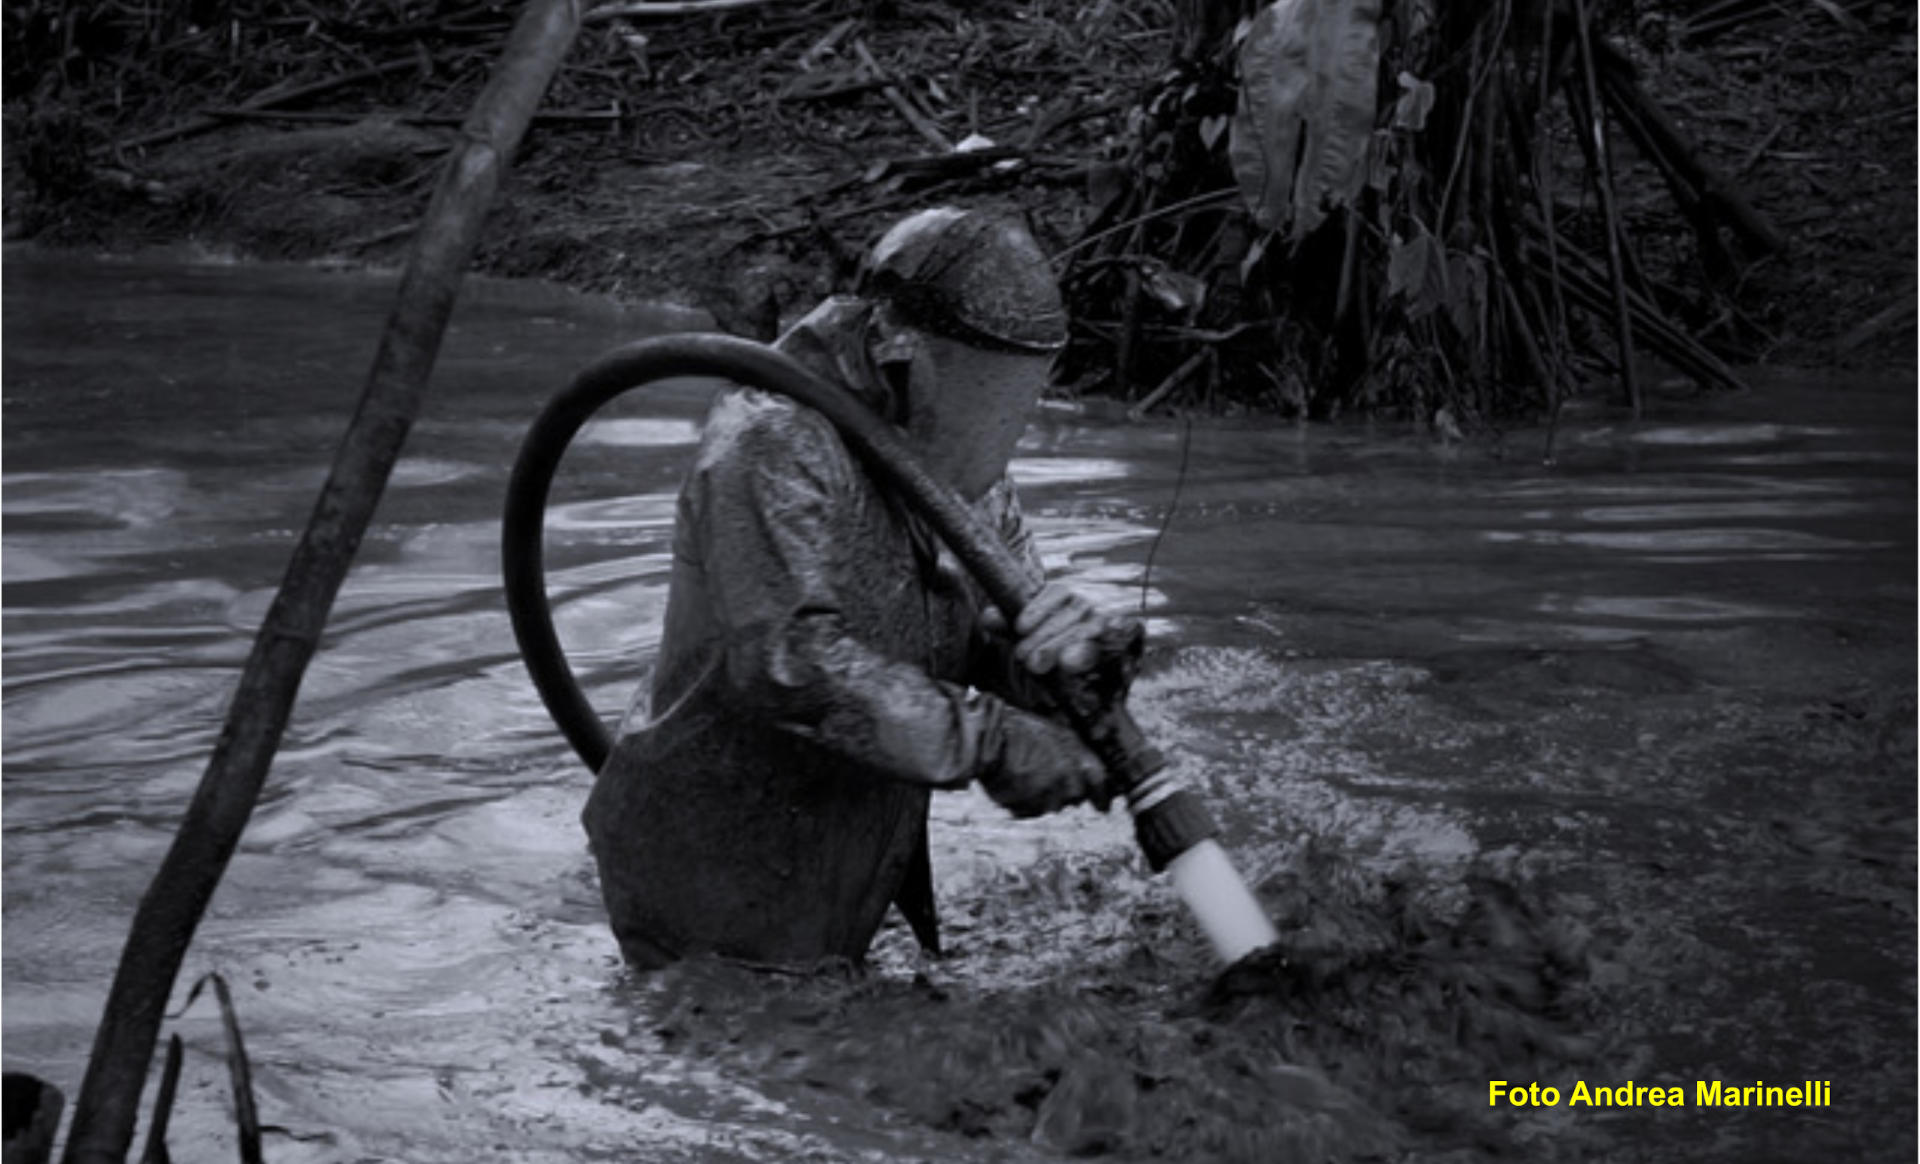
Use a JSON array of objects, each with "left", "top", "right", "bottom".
[{"left": 60, "top": 3, "right": 583, "bottom": 1160}]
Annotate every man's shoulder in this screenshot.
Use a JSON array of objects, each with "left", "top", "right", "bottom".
[
  {"left": 686, "top": 294, "right": 878, "bottom": 483},
  {"left": 773, "top": 297, "right": 894, "bottom": 414},
  {"left": 695, "top": 383, "right": 850, "bottom": 481}
]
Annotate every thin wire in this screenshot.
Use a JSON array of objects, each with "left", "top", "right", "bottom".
[
  {"left": 1052, "top": 188, "right": 1240, "bottom": 268},
  {"left": 1139, "top": 415, "right": 1194, "bottom": 613}
]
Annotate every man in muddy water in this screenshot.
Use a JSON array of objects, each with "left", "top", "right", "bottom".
[{"left": 583, "top": 207, "right": 1143, "bottom": 970}]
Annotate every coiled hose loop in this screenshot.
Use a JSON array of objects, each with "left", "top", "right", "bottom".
[{"left": 501, "top": 332, "right": 1212, "bottom": 870}]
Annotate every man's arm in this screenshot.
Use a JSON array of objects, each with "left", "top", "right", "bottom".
[
  {"left": 965, "top": 480, "right": 1144, "bottom": 715},
  {"left": 696, "top": 402, "right": 1106, "bottom": 814},
  {"left": 960, "top": 478, "right": 1053, "bottom": 710}
]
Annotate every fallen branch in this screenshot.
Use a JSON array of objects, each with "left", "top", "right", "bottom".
[
  {"left": 59, "top": 2, "right": 584, "bottom": 1160},
  {"left": 776, "top": 74, "right": 888, "bottom": 103},
  {"left": 1527, "top": 233, "right": 1748, "bottom": 394},
  {"left": 103, "top": 58, "right": 423, "bottom": 156},
  {"left": 853, "top": 39, "right": 952, "bottom": 151},
  {"left": 1128, "top": 345, "right": 1209, "bottom": 419},
  {"left": 1734, "top": 122, "right": 1784, "bottom": 178},
  {"left": 1024, "top": 98, "right": 1124, "bottom": 149},
  {"left": 1833, "top": 289, "right": 1917, "bottom": 356},
  {"left": 1805, "top": 0, "right": 1868, "bottom": 32},
  {"left": 360, "top": 0, "right": 513, "bottom": 40},
  {"left": 862, "top": 146, "right": 1023, "bottom": 186},
  {"left": 200, "top": 105, "right": 623, "bottom": 127},
  {"left": 1594, "top": 42, "right": 1787, "bottom": 255},
  {"left": 587, "top": 0, "right": 787, "bottom": 20},
  {"left": 343, "top": 223, "right": 418, "bottom": 252},
  {"left": 742, "top": 187, "right": 928, "bottom": 243},
  {"left": 1142, "top": 321, "right": 1262, "bottom": 344}
]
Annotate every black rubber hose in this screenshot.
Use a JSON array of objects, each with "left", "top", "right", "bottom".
[{"left": 502, "top": 332, "right": 1216, "bottom": 869}]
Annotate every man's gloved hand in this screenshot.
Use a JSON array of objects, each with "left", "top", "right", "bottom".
[
  {"left": 978, "top": 710, "right": 1113, "bottom": 818},
  {"left": 982, "top": 582, "right": 1144, "bottom": 710}
]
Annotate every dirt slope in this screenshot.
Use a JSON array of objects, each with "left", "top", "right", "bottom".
[{"left": 4, "top": 1, "right": 1912, "bottom": 380}]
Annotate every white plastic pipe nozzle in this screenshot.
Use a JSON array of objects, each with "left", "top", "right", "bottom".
[{"left": 1164, "top": 838, "right": 1281, "bottom": 965}]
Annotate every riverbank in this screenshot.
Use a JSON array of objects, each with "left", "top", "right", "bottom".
[{"left": 4, "top": 1, "right": 1914, "bottom": 394}]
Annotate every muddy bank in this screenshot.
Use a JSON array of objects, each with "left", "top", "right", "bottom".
[{"left": 4, "top": 1, "right": 1914, "bottom": 378}]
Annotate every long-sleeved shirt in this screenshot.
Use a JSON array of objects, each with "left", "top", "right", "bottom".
[{"left": 582, "top": 297, "right": 1050, "bottom": 968}]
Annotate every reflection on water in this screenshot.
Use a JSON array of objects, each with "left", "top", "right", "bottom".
[
  {"left": 572, "top": 417, "right": 702, "bottom": 449},
  {"left": 3, "top": 249, "right": 1914, "bottom": 1162}
]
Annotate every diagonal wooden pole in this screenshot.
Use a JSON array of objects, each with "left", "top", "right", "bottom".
[{"left": 60, "top": 2, "right": 582, "bottom": 1160}]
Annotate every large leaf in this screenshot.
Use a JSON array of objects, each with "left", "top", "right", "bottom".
[
  {"left": 1228, "top": 0, "right": 1382, "bottom": 241},
  {"left": 1387, "top": 223, "right": 1449, "bottom": 319}
]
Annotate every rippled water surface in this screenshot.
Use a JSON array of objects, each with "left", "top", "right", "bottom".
[{"left": 4, "top": 248, "right": 1913, "bottom": 1162}]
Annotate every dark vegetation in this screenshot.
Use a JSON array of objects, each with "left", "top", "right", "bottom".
[{"left": 4, "top": 0, "right": 1913, "bottom": 421}]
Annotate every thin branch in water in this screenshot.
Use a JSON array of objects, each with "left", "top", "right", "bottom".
[
  {"left": 210, "top": 975, "right": 263, "bottom": 1164},
  {"left": 136, "top": 1036, "right": 182, "bottom": 1164},
  {"left": 1139, "top": 416, "right": 1194, "bottom": 615}
]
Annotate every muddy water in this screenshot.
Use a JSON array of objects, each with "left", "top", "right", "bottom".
[{"left": 3, "top": 248, "right": 1912, "bottom": 1162}]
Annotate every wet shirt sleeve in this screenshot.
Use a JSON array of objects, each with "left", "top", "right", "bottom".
[
  {"left": 689, "top": 401, "right": 1009, "bottom": 789},
  {"left": 963, "top": 477, "right": 1057, "bottom": 713}
]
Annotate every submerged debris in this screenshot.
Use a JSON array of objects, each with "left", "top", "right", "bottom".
[{"left": 615, "top": 842, "right": 1603, "bottom": 1161}]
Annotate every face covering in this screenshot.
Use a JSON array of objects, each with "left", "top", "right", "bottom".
[{"left": 898, "top": 335, "right": 1052, "bottom": 500}]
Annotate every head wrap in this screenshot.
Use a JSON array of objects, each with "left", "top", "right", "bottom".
[{"left": 858, "top": 208, "right": 1068, "bottom": 354}]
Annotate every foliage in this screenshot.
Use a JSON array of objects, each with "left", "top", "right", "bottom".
[
  {"left": 0, "top": 0, "right": 1175, "bottom": 285},
  {"left": 3, "top": 0, "right": 1906, "bottom": 393},
  {"left": 1227, "top": 0, "right": 1380, "bottom": 242},
  {"left": 1058, "top": 0, "right": 1795, "bottom": 422}
]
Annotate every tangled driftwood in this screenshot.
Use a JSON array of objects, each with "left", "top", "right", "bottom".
[{"left": 1058, "top": 0, "right": 1789, "bottom": 428}]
